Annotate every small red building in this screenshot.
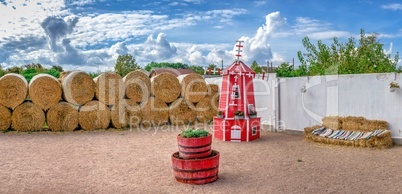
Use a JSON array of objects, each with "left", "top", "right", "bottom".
[{"left": 213, "top": 41, "right": 261, "bottom": 142}]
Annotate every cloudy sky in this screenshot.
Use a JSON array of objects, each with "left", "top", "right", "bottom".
[{"left": 1, "top": 0, "right": 402, "bottom": 72}]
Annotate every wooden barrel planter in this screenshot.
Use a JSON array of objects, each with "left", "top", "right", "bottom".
[
  {"left": 171, "top": 150, "right": 220, "bottom": 185},
  {"left": 177, "top": 134, "right": 212, "bottom": 159}
]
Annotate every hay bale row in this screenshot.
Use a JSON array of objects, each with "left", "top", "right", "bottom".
[{"left": 78, "top": 100, "right": 110, "bottom": 131}]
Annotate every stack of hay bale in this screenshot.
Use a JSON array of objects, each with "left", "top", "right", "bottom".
[{"left": 0, "top": 69, "right": 220, "bottom": 132}]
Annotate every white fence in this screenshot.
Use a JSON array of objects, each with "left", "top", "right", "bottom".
[{"left": 206, "top": 72, "right": 402, "bottom": 144}]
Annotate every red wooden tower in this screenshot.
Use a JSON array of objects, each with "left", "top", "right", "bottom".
[{"left": 213, "top": 41, "right": 261, "bottom": 142}]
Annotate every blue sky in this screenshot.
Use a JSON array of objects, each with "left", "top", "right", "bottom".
[{"left": 1, "top": 0, "right": 401, "bottom": 72}]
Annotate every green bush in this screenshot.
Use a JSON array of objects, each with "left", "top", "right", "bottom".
[{"left": 180, "top": 128, "right": 210, "bottom": 138}]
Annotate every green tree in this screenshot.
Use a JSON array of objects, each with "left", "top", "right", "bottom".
[
  {"left": 189, "top": 65, "right": 205, "bottom": 75},
  {"left": 296, "top": 29, "right": 399, "bottom": 77},
  {"left": 144, "top": 61, "right": 189, "bottom": 71},
  {"left": 115, "top": 54, "right": 141, "bottom": 77},
  {"left": 250, "top": 61, "right": 262, "bottom": 73}
]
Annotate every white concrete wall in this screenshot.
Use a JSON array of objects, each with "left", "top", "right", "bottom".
[{"left": 278, "top": 73, "right": 402, "bottom": 142}]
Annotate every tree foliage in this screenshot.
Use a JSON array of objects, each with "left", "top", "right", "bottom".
[
  {"left": 189, "top": 65, "right": 205, "bottom": 75},
  {"left": 114, "top": 54, "right": 141, "bottom": 77},
  {"left": 144, "top": 61, "right": 189, "bottom": 71},
  {"left": 278, "top": 29, "right": 400, "bottom": 77},
  {"left": 250, "top": 60, "right": 262, "bottom": 73}
]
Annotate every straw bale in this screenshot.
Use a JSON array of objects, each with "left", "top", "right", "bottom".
[
  {"left": 169, "top": 98, "right": 196, "bottom": 125},
  {"left": 58, "top": 71, "right": 72, "bottom": 82},
  {"left": 322, "top": 116, "right": 342, "bottom": 130},
  {"left": 150, "top": 73, "right": 181, "bottom": 103},
  {"left": 361, "top": 120, "right": 388, "bottom": 131},
  {"left": 123, "top": 70, "right": 151, "bottom": 103},
  {"left": 46, "top": 101, "right": 79, "bottom": 132},
  {"left": 0, "top": 104, "right": 11, "bottom": 131},
  {"left": 140, "top": 97, "right": 169, "bottom": 127},
  {"left": 94, "top": 72, "right": 124, "bottom": 106},
  {"left": 0, "top": 73, "right": 28, "bottom": 109},
  {"left": 195, "top": 96, "right": 219, "bottom": 123},
  {"left": 62, "top": 71, "right": 95, "bottom": 106},
  {"left": 109, "top": 98, "right": 140, "bottom": 129},
  {"left": 11, "top": 102, "right": 45, "bottom": 132},
  {"left": 125, "top": 98, "right": 141, "bottom": 129},
  {"left": 342, "top": 116, "right": 365, "bottom": 131},
  {"left": 29, "top": 74, "right": 62, "bottom": 110},
  {"left": 177, "top": 73, "right": 208, "bottom": 103},
  {"left": 78, "top": 100, "right": 110, "bottom": 131}
]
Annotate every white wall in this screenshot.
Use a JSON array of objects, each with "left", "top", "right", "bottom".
[
  {"left": 206, "top": 73, "right": 402, "bottom": 143},
  {"left": 278, "top": 73, "right": 402, "bottom": 142}
]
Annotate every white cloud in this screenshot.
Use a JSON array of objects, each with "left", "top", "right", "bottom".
[
  {"left": 254, "top": 1, "right": 266, "bottom": 6},
  {"left": 237, "top": 11, "right": 287, "bottom": 64},
  {"left": 381, "top": 4, "right": 402, "bottom": 11}
]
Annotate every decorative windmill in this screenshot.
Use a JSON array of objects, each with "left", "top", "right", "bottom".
[{"left": 213, "top": 40, "right": 261, "bottom": 142}]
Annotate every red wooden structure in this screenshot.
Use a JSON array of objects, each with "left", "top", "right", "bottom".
[{"left": 213, "top": 41, "right": 261, "bottom": 142}]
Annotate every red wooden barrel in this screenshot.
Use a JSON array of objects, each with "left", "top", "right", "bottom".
[
  {"left": 177, "top": 134, "right": 212, "bottom": 159},
  {"left": 171, "top": 150, "right": 220, "bottom": 185}
]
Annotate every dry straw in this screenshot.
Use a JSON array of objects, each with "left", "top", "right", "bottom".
[
  {"left": 177, "top": 73, "right": 208, "bottom": 103},
  {"left": 46, "top": 101, "right": 79, "bottom": 132},
  {"left": 0, "top": 73, "right": 28, "bottom": 109},
  {"left": 151, "top": 73, "right": 181, "bottom": 103},
  {"left": 0, "top": 104, "right": 11, "bottom": 131},
  {"left": 322, "top": 116, "right": 342, "bottom": 129},
  {"left": 94, "top": 72, "right": 124, "bottom": 106},
  {"left": 62, "top": 71, "right": 95, "bottom": 106},
  {"left": 29, "top": 74, "right": 62, "bottom": 110},
  {"left": 196, "top": 96, "right": 219, "bottom": 123},
  {"left": 78, "top": 100, "right": 110, "bottom": 131},
  {"left": 123, "top": 70, "right": 151, "bottom": 103},
  {"left": 12, "top": 102, "right": 45, "bottom": 132},
  {"left": 169, "top": 98, "right": 196, "bottom": 125},
  {"left": 58, "top": 71, "right": 72, "bottom": 82},
  {"left": 341, "top": 116, "right": 365, "bottom": 131},
  {"left": 125, "top": 98, "right": 141, "bottom": 128},
  {"left": 140, "top": 97, "right": 169, "bottom": 127},
  {"left": 304, "top": 116, "right": 393, "bottom": 148}
]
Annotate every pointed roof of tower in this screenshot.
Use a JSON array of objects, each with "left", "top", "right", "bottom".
[{"left": 222, "top": 60, "right": 256, "bottom": 75}]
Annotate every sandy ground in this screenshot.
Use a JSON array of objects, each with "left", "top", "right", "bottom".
[{"left": 1, "top": 125, "right": 402, "bottom": 194}]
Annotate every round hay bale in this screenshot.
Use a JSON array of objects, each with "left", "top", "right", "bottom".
[
  {"left": 12, "top": 102, "right": 45, "bottom": 132},
  {"left": 58, "top": 71, "right": 72, "bottom": 82},
  {"left": 178, "top": 73, "right": 208, "bottom": 103},
  {"left": 29, "top": 74, "right": 62, "bottom": 110},
  {"left": 94, "top": 72, "right": 124, "bottom": 106},
  {"left": 207, "top": 84, "right": 219, "bottom": 96},
  {"left": 46, "top": 101, "right": 79, "bottom": 132},
  {"left": 125, "top": 98, "right": 141, "bottom": 129},
  {"left": 0, "top": 104, "right": 11, "bottom": 131},
  {"left": 140, "top": 97, "right": 169, "bottom": 127},
  {"left": 123, "top": 70, "right": 151, "bottom": 103},
  {"left": 196, "top": 97, "right": 219, "bottom": 123},
  {"left": 0, "top": 73, "right": 28, "bottom": 109},
  {"left": 62, "top": 71, "right": 95, "bottom": 106},
  {"left": 151, "top": 73, "right": 181, "bottom": 103},
  {"left": 169, "top": 98, "right": 196, "bottom": 125},
  {"left": 110, "top": 99, "right": 129, "bottom": 129},
  {"left": 78, "top": 100, "right": 110, "bottom": 131}
]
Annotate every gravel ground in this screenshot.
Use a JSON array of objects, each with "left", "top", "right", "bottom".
[{"left": 1, "top": 125, "right": 401, "bottom": 194}]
